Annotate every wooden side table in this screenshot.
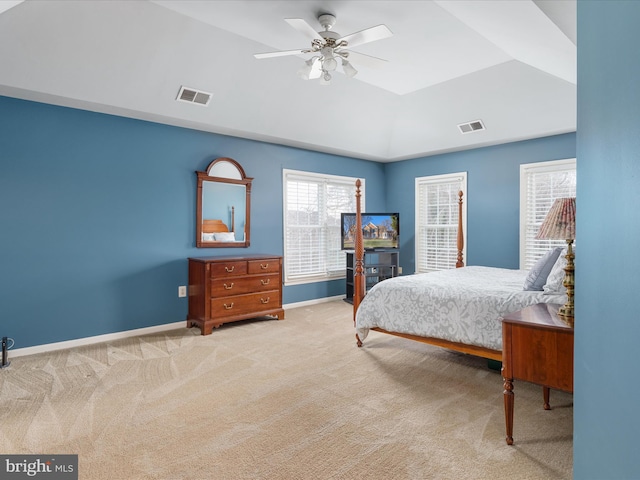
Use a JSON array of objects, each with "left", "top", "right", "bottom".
[{"left": 502, "top": 303, "right": 574, "bottom": 445}]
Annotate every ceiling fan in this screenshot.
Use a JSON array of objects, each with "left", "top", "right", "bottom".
[{"left": 253, "top": 13, "right": 393, "bottom": 85}]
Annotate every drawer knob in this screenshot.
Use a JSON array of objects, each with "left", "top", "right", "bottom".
[
  {"left": 260, "top": 279, "right": 270, "bottom": 285},
  {"left": 260, "top": 297, "right": 270, "bottom": 304},
  {"left": 260, "top": 263, "right": 269, "bottom": 269},
  {"left": 223, "top": 303, "right": 234, "bottom": 310},
  {"left": 225, "top": 266, "right": 235, "bottom": 273},
  {"left": 224, "top": 283, "right": 234, "bottom": 290}
]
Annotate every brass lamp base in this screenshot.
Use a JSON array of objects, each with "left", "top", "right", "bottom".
[
  {"left": 558, "top": 239, "right": 575, "bottom": 328},
  {"left": 558, "top": 307, "right": 574, "bottom": 328}
]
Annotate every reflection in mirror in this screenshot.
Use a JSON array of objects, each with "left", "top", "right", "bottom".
[
  {"left": 202, "top": 182, "right": 245, "bottom": 241},
  {"left": 196, "top": 158, "right": 252, "bottom": 248}
]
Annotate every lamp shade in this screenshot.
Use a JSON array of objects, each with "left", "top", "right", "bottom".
[
  {"left": 342, "top": 59, "right": 358, "bottom": 78},
  {"left": 536, "top": 197, "right": 576, "bottom": 240},
  {"left": 297, "top": 59, "right": 313, "bottom": 80}
]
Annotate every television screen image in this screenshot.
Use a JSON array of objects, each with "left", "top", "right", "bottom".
[{"left": 341, "top": 213, "right": 399, "bottom": 251}]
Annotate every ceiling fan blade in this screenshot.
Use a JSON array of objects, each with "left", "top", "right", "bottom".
[
  {"left": 344, "top": 50, "right": 388, "bottom": 69},
  {"left": 285, "top": 18, "right": 323, "bottom": 42},
  {"left": 337, "top": 24, "right": 393, "bottom": 49},
  {"left": 254, "top": 49, "right": 309, "bottom": 59}
]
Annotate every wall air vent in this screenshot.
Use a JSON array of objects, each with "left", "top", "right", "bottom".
[
  {"left": 457, "top": 119, "right": 485, "bottom": 134},
  {"left": 176, "top": 86, "right": 211, "bottom": 106}
]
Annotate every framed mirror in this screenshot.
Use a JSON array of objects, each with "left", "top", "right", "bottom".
[{"left": 196, "top": 157, "right": 252, "bottom": 248}]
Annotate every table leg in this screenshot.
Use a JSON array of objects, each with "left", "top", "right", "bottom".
[
  {"left": 543, "top": 386, "right": 551, "bottom": 410},
  {"left": 503, "top": 377, "right": 514, "bottom": 445}
]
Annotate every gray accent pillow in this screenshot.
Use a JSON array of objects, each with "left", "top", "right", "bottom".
[
  {"left": 523, "top": 247, "right": 563, "bottom": 291},
  {"left": 544, "top": 247, "right": 569, "bottom": 294}
]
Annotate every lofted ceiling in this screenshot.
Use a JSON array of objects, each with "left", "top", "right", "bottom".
[{"left": 0, "top": 0, "right": 576, "bottom": 162}]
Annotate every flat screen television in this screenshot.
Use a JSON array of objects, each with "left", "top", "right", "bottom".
[{"left": 341, "top": 212, "right": 399, "bottom": 251}]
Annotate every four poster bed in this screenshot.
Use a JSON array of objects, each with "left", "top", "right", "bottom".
[{"left": 351, "top": 180, "right": 566, "bottom": 360}]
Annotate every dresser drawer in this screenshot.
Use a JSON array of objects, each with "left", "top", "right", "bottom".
[
  {"left": 210, "top": 261, "right": 247, "bottom": 278},
  {"left": 247, "top": 259, "right": 280, "bottom": 275},
  {"left": 210, "top": 273, "right": 280, "bottom": 296},
  {"left": 211, "top": 290, "right": 281, "bottom": 317}
]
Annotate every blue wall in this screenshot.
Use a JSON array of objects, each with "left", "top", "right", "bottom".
[
  {"left": 385, "top": 134, "right": 576, "bottom": 272},
  {"left": 0, "top": 95, "right": 385, "bottom": 348},
  {"left": 0, "top": 95, "right": 577, "bottom": 354},
  {"left": 575, "top": 1, "right": 640, "bottom": 478}
]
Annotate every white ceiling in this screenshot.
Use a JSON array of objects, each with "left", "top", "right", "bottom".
[{"left": 0, "top": 0, "right": 576, "bottom": 162}]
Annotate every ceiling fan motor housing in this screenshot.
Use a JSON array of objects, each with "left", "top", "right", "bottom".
[
  {"left": 318, "top": 13, "right": 336, "bottom": 30},
  {"left": 319, "top": 30, "right": 340, "bottom": 43}
]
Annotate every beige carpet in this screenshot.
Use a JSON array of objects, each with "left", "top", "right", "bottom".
[{"left": 0, "top": 300, "right": 573, "bottom": 479}]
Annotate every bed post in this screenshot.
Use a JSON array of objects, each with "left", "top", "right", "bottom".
[
  {"left": 456, "top": 190, "right": 464, "bottom": 268},
  {"left": 353, "top": 179, "right": 365, "bottom": 324}
]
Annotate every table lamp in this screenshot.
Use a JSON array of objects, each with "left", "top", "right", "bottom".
[{"left": 536, "top": 197, "right": 576, "bottom": 326}]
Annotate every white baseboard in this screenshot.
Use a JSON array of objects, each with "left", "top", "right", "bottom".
[
  {"left": 9, "top": 321, "right": 187, "bottom": 358},
  {"left": 281, "top": 295, "right": 344, "bottom": 310},
  {"left": 7, "top": 296, "right": 345, "bottom": 358}
]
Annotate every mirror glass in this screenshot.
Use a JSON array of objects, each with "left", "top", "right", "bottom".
[{"left": 196, "top": 158, "right": 252, "bottom": 248}]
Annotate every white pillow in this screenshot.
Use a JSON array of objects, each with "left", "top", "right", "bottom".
[
  {"left": 202, "top": 232, "right": 215, "bottom": 242},
  {"left": 214, "top": 232, "right": 236, "bottom": 242},
  {"left": 543, "top": 248, "right": 569, "bottom": 294}
]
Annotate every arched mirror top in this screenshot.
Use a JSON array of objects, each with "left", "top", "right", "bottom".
[
  {"left": 206, "top": 157, "right": 247, "bottom": 181},
  {"left": 196, "top": 157, "right": 252, "bottom": 248}
]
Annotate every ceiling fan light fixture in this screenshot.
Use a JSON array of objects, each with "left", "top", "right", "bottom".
[
  {"left": 320, "top": 46, "right": 337, "bottom": 71},
  {"left": 323, "top": 56, "right": 337, "bottom": 72},
  {"left": 342, "top": 59, "right": 357, "bottom": 78},
  {"left": 320, "top": 71, "right": 332, "bottom": 85},
  {"left": 297, "top": 58, "right": 315, "bottom": 80}
]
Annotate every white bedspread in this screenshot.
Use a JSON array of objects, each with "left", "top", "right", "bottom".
[{"left": 355, "top": 266, "right": 566, "bottom": 351}]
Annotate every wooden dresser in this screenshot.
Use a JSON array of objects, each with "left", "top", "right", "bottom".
[{"left": 187, "top": 255, "right": 284, "bottom": 335}]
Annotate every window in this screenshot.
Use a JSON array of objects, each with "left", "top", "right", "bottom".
[
  {"left": 283, "top": 170, "right": 362, "bottom": 285},
  {"left": 520, "top": 158, "right": 576, "bottom": 269},
  {"left": 415, "top": 172, "right": 467, "bottom": 273}
]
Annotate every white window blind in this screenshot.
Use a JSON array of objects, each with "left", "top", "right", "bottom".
[
  {"left": 283, "top": 170, "right": 362, "bottom": 285},
  {"left": 415, "top": 172, "right": 467, "bottom": 273},
  {"left": 520, "top": 158, "right": 576, "bottom": 270}
]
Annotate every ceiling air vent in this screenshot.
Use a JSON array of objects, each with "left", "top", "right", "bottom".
[
  {"left": 176, "top": 86, "right": 211, "bottom": 107},
  {"left": 457, "top": 119, "right": 485, "bottom": 134}
]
